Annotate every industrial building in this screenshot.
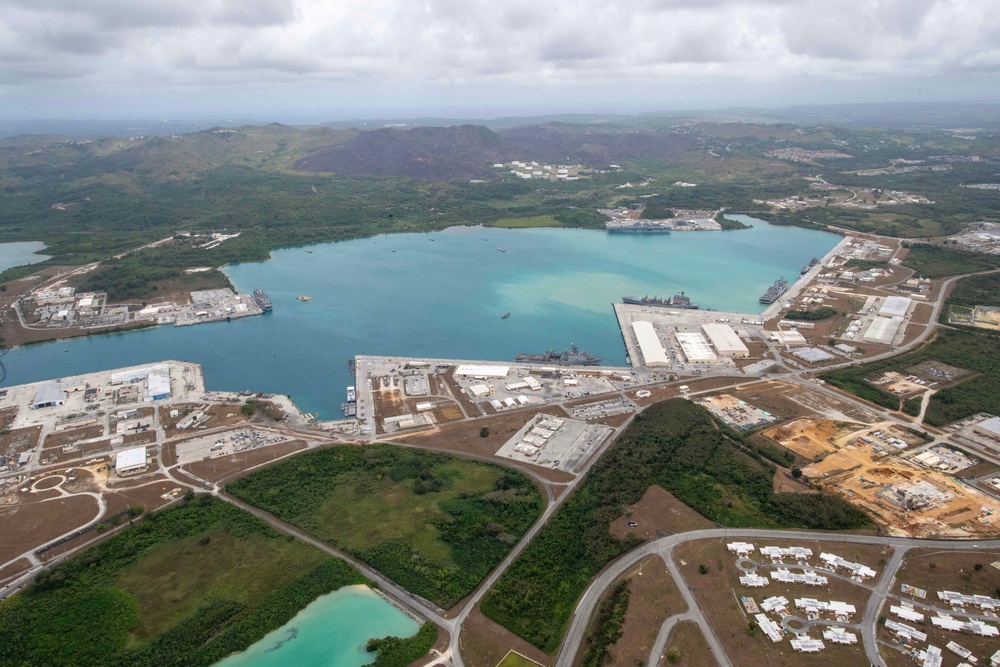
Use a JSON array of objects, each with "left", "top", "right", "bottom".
[
  {"left": 863, "top": 316, "right": 904, "bottom": 345},
  {"left": 974, "top": 416, "right": 1000, "bottom": 442},
  {"left": 879, "top": 295, "right": 913, "bottom": 318},
  {"left": 115, "top": 446, "right": 148, "bottom": 476},
  {"left": 792, "top": 347, "right": 835, "bottom": 363},
  {"left": 110, "top": 364, "right": 172, "bottom": 402},
  {"left": 455, "top": 364, "right": 510, "bottom": 378},
  {"left": 701, "top": 323, "right": 749, "bottom": 357},
  {"left": 31, "top": 382, "right": 66, "bottom": 410},
  {"left": 631, "top": 321, "right": 670, "bottom": 365},
  {"left": 675, "top": 331, "right": 718, "bottom": 363},
  {"left": 770, "top": 330, "right": 807, "bottom": 346}
]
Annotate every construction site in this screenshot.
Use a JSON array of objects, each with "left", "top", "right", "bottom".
[{"left": 801, "top": 430, "right": 1000, "bottom": 538}]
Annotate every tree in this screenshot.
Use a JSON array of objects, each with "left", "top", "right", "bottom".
[
  {"left": 241, "top": 402, "right": 255, "bottom": 416},
  {"left": 698, "top": 564, "right": 709, "bottom": 575},
  {"left": 666, "top": 647, "right": 681, "bottom": 663},
  {"left": 791, "top": 467, "right": 803, "bottom": 479},
  {"left": 480, "top": 426, "right": 490, "bottom": 438}
]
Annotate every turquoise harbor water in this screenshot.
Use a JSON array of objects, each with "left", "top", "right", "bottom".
[
  {"left": 215, "top": 586, "right": 420, "bottom": 667},
  {"left": 0, "top": 241, "right": 49, "bottom": 272},
  {"left": 2, "top": 217, "right": 837, "bottom": 418}
]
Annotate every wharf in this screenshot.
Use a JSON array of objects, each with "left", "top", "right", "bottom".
[{"left": 760, "top": 234, "right": 851, "bottom": 319}]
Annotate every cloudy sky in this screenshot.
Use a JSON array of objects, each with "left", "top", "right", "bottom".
[{"left": 2, "top": 0, "right": 999, "bottom": 120}]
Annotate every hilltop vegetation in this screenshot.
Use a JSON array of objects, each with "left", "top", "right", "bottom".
[
  {"left": 480, "top": 399, "right": 871, "bottom": 653},
  {"left": 0, "top": 495, "right": 366, "bottom": 667},
  {"left": 3, "top": 118, "right": 998, "bottom": 299},
  {"left": 227, "top": 446, "right": 543, "bottom": 608}
]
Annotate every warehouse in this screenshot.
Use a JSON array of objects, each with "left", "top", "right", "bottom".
[
  {"left": 879, "top": 296, "right": 912, "bottom": 318},
  {"left": 115, "top": 446, "right": 148, "bottom": 476},
  {"left": 863, "top": 316, "right": 904, "bottom": 345},
  {"left": 974, "top": 416, "right": 1000, "bottom": 442},
  {"left": 31, "top": 382, "right": 66, "bottom": 410},
  {"left": 455, "top": 364, "right": 510, "bottom": 378},
  {"left": 770, "top": 330, "right": 807, "bottom": 346},
  {"left": 792, "top": 347, "right": 836, "bottom": 363},
  {"left": 676, "top": 332, "right": 718, "bottom": 363},
  {"left": 701, "top": 323, "right": 749, "bottom": 357},
  {"left": 631, "top": 321, "right": 671, "bottom": 366}
]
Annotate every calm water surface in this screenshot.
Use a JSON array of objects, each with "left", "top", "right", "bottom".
[
  {"left": 0, "top": 241, "right": 49, "bottom": 273},
  {"left": 2, "top": 219, "right": 836, "bottom": 418},
  {"left": 214, "top": 586, "right": 419, "bottom": 667}
]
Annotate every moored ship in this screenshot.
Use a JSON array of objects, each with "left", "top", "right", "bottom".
[
  {"left": 252, "top": 287, "right": 273, "bottom": 312},
  {"left": 606, "top": 221, "right": 672, "bottom": 233},
  {"left": 622, "top": 292, "right": 699, "bottom": 309},
  {"left": 515, "top": 344, "right": 602, "bottom": 366},
  {"left": 759, "top": 277, "right": 790, "bottom": 304}
]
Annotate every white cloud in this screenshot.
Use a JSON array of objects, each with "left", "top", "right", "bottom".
[{"left": 1, "top": 0, "right": 998, "bottom": 115}]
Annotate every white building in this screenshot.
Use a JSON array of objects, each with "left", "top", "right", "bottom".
[
  {"left": 740, "top": 574, "right": 769, "bottom": 587},
  {"left": 790, "top": 638, "right": 825, "bottom": 653},
  {"left": 879, "top": 295, "right": 913, "bottom": 318},
  {"left": 755, "top": 614, "right": 783, "bottom": 642},
  {"left": 115, "top": 446, "right": 148, "bottom": 476},
  {"left": 770, "top": 330, "right": 807, "bottom": 346},
  {"left": 631, "top": 321, "right": 671, "bottom": 366},
  {"left": 974, "top": 416, "right": 1000, "bottom": 442},
  {"left": 823, "top": 628, "right": 857, "bottom": 645},
  {"left": 863, "top": 316, "right": 904, "bottom": 345},
  {"left": 890, "top": 605, "right": 925, "bottom": 622},
  {"left": 701, "top": 323, "right": 749, "bottom": 357},
  {"left": 676, "top": 331, "right": 717, "bottom": 363},
  {"left": 727, "top": 542, "right": 755, "bottom": 556},
  {"left": 760, "top": 546, "right": 813, "bottom": 560},
  {"left": 455, "top": 365, "right": 510, "bottom": 378}
]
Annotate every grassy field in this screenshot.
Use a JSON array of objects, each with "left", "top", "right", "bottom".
[
  {"left": 491, "top": 215, "right": 563, "bottom": 228},
  {"left": 497, "top": 651, "right": 544, "bottom": 667},
  {"left": 227, "top": 445, "right": 543, "bottom": 609},
  {"left": 0, "top": 496, "right": 366, "bottom": 667}
]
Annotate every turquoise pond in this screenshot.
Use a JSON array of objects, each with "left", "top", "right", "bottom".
[
  {"left": 214, "top": 586, "right": 420, "bottom": 667},
  {"left": 2, "top": 217, "right": 837, "bottom": 419}
]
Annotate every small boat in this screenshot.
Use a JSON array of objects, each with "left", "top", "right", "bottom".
[
  {"left": 496, "top": 247, "right": 507, "bottom": 253},
  {"left": 298, "top": 295, "right": 312, "bottom": 302},
  {"left": 501, "top": 312, "right": 510, "bottom": 319},
  {"left": 306, "top": 250, "right": 313, "bottom": 254},
  {"left": 391, "top": 249, "right": 396, "bottom": 253}
]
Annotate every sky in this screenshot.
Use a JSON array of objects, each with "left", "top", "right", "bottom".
[{"left": 2, "top": 0, "right": 999, "bottom": 121}]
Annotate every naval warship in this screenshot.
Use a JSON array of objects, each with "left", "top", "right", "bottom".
[
  {"left": 622, "top": 292, "right": 699, "bottom": 309},
  {"left": 759, "top": 277, "right": 790, "bottom": 304},
  {"left": 252, "top": 287, "right": 273, "bottom": 312},
  {"left": 515, "top": 344, "right": 602, "bottom": 366}
]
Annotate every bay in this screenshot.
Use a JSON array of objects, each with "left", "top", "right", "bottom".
[
  {"left": 0, "top": 241, "right": 49, "bottom": 273},
  {"left": 2, "top": 218, "right": 837, "bottom": 418}
]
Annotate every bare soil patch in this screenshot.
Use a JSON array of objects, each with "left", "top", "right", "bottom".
[
  {"left": 897, "top": 548, "right": 1000, "bottom": 599},
  {"left": 184, "top": 439, "right": 309, "bottom": 484},
  {"left": 104, "top": 478, "right": 181, "bottom": 516},
  {"left": 673, "top": 538, "right": 883, "bottom": 667},
  {"left": 393, "top": 407, "right": 576, "bottom": 483},
  {"left": 461, "top": 606, "right": 552, "bottom": 667},
  {"left": 0, "top": 425, "right": 41, "bottom": 457},
  {"left": 0, "top": 495, "right": 99, "bottom": 563},
  {"left": 629, "top": 384, "right": 682, "bottom": 407},
  {"left": 604, "top": 556, "right": 686, "bottom": 667},
  {"left": 0, "top": 557, "right": 31, "bottom": 585},
  {"left": 42, "top": 425, "right": 105, "bottom": 450},
  {"left": 665, "top": 621, "right": 719, "bottom": 667},
  {"left": 610, "top": 485, "right": 713, "bottom": 541},
  {"left": 772, "top": 467, "right": 817, "bottom": 494}
]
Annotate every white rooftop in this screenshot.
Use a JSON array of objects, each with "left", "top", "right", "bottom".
[
  {"left": 455, "top": 364, "right": 510, "bottom": 378},
  {"left": 115, "top": 446, "right": 147, "bottom": 471}
]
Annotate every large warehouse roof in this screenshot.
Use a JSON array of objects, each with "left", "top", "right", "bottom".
[
  {"left": 115, "top": 446, "right": 147, "bottom": 471},
  {"left": 455, "top": 364, "right": 510, "bottom": 378},
  {"left": 31, "top": 382, "right": 66, "bottom": 409},
  {"left": 701, "top": 323, "right": 749, "bottom": 357},
  {"left": 879, "top": 296, "right": 912, "bottom": 318},
  {"left": 863, "top": 316, "right": 904, "bottom": 345},
  {"left": 676, "top": 332, "right": 717, "bottom": 363},
  {"left": 631, "top": 321, "right": 671, "bottom": 365},
  {"left": 976, "top": 416, "right": 1000, "bottom": 438}
]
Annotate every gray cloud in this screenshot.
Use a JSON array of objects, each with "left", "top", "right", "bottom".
[{"left": 0, "top": 0, "right": 998, "bottom": 117}]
